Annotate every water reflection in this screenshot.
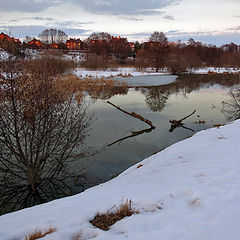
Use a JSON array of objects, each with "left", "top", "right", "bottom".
[
  {"left": 83, "top": 74, "right": 240, "bottom": 189},
  {"left": 137, "top": 74, "right": 240, "bottom": 112},
  {"left": 86, "top": 84, "right": 128, "bottom": 100},
  {"left": 108, "top": 127, "right": 153, "bottom": 147},
  {"left": 222, "top": 89, "right": 240, "bottom": 120},
  {"left": 139, "top": 88, "right": 170, "bottom": 112},
  {"left": 1, "top": 74, "right": 239, "bottom": 216}
]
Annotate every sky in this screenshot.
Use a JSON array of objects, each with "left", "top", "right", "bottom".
[{"left": 0, "top": 0, "right": 239, "bottom": 46}]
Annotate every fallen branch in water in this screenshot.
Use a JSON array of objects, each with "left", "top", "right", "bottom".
[
  {"left": 107, "top": 101, "right": 155, "bottom": 129},
  {"left": 108, "top": 127, "right": 153, "bottom": 147},
  {"left": 169, "top": 110, "right": 196, "bottom": 132}
]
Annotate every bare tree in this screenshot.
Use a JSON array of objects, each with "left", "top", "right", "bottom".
[
  {"left": 38, "top": 29, "right": 50, "bottom": 43},
  {"left": 39, "top": 28, "right": 68, "bottom": 44},
  {"left": 149, "top": 31, "right": 168, "bottom": 43},
  {"left": 222, "top": 89, "right": 240, "bottom": 120},
  {"left": 0, "top": 56, "right": 90, "bottom": 194},
  {"left": 146, "top": 32, "right": 169, "bottom": 72},
  {"left": 87, "top": 32, "right": 112, "bottom": 42},
  {"left": 109, "top": 37, "right": 131, "bottom": 63}
]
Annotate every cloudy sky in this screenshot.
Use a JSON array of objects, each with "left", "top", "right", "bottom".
[{"left": 0, "top": 0, "right": 239, "bottom": 45}]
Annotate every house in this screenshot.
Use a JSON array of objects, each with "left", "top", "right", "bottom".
[
  {"left": 51, "top": 43, "right": 58, "bottom": 49},
  {"left": 0, "top": 32, "right": 10, "bottom": 41},
  {"left": 0, "top": 32, "right": 21, "bottom": 44},
  {"left": 66, "top": 38, "right": 83, "bottom": 50},
  {"left": 27, "top": 39, "right": 44, "bottom": 49},
  {"left": 128, "top": 42, "right": 135, "bottom": 52}
]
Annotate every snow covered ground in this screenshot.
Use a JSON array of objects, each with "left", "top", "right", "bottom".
[
  {"left": 189, "top": 67, "right": 240, "bottom": 74},
  {"left": 73, "top": 67, "right": 240, "bottom": 80},
  {"left": 63, "top": 52, "right": 86, "bottom": 62},
  {"left": 73, "top": 67, "right": 168, "bottom": 78},
  {"left": 0, "top": 48, "right": 10, "bottom": 61},
  {"left": 0, "top": 120, "right": 240, "bottom": 240}
]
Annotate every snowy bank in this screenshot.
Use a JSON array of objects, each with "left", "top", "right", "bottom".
[
  {"left": 189, "top": 67, "right": 240, "bottom": 74},
  {"left": 0, "top": 120, "right": 240, "bottom": 240},
  {"left": 0, "top": 49, "right": 10, "bottom": 61},
  {"left": 73, "top": 67, "right": 240, "bottom": 79},
  {"left": 73, "top": 68, "right": 177, "bottom": 87},
  {"left": 73, "top": 67, "right": 169, "bottom": 78}
]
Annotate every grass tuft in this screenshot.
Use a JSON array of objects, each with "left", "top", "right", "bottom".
[
  {"left": 90, "top": 199, "right": 137, "bottom": 231},
  {"left": 25, "top": 227, "right": 57, "bottom": 240}
]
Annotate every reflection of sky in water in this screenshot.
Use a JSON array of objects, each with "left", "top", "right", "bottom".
[{"left": 77, "top": 77, "right": 240, "bottom": 185}]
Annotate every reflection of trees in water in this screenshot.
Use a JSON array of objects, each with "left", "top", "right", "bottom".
[
  {"left": 139, "top": 87, "right": 170, "bottom": 112},
  {"left": 86, "top": 84, "right": 128, "bottom": 100},
  {"left": 0, "top": 58, "right": 92, "bottom": 215},
  {"left": 222, "top": 89, "right": 240, "bottom": 120},
  {"left": 175, "top": 74, "right": 240, "bottom": 93},
  {"left": 137, "top": 74, "right": 240, "bottom": 112},
  {"left": 108, "top": 127, "right": 153, "bottom": 147},
  {"left": 0, "top": 174, "right": 90, "bottom": 215}
]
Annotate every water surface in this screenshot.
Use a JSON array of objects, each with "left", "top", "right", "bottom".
[{"left": 1, "top": 74, "right": 239, "bottom": 215}]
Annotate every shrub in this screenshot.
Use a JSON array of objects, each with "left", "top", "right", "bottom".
[
  {"left": 25, "top": 227, "right": 56, "bottom": 240},
  {"left": 90, "top": 199, "right": 137, "bottom": 230}
]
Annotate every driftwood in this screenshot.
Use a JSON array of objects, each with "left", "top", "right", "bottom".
[
  {"left": 107, "top": 101, "right": 155, "bottom": 129},
  {"left": 169, "top": 110, "right": 196, "bottom": 132}
]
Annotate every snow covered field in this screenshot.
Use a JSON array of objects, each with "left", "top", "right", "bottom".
[{"left": 0, "top": 120, "right": 240, "bottom": 240}]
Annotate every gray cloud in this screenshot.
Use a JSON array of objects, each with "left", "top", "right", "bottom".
[
  {"left": 125, "top": 30, "right": 240, "bottom": 46},
  {"left": 0, "top": 25, "right": 89, "bottom": 39},
  {"left": 163, "top": 15, "right": 175, "bottom": 20},
  {"left": 226, "top": 26, "right": 240, "bottom": 31},
  {"left": 10, "top": 17, "right": 55, "bottom": 22},
  {"left": 54, "top": 21, "right": 94, "bottom": 28},
  {"left": 0, "top": 0, "right": 57, "bottom": 12},
  {"left": 167, "top": 29, "right": 183, "bottom": 33},
  {"left": 0, "top": 0, "right": 181, "bottom": 15},
  {"left": 71, "top": 0, "right": 181, "bottom": 15},
  {"left": 166, "top": 31, "right": 240, "bottom": 46},
  {"left": 121, "top": 17, "right": 144, "bottom": 21}
]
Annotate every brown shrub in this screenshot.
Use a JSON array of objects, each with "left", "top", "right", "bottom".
[
  {"left": 81, "top": 52, "right": 110, "bottom": 70},
  {"left": 90, "top": 199, "right": 137, "bottom": 231},
  {"left": 26, "top": 55, "right": 77, "bottom": 76}
]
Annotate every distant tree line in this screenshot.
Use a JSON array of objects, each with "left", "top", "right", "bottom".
[{"left": 1, "top": 29, "right": 240, "bottom": 71}]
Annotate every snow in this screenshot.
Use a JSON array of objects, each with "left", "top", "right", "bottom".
[
  {"left": 75, "top": 67, "right": 240, "bottom": 78},
  {"left": 73, "top": 68, "right": 177, "bottom": 87},
  {"left": 0, "top": 120, "right": 240, "bottom": 240},
  {"left": 0, "top": 48, "right": 10, "bottom": 61},
  {"left": 189, "top": 67, "right": 240, "bottom": 74},
  {"left": 73, "top": 67, "right": 169, "bottom": 78},
  {"left": 63, "top": 52, "right": 86, "bottom": 62},
  {"left": 116, "top": 75, "right": 177, "bottom": 87}
]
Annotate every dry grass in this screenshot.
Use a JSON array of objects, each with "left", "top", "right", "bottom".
[
  {"left": 72, "top": 230, "right": 83, "bottom": 240},
  {"left": 25, "top": 227, "right": 57, "bottom": 240},
  {"left": 90, "top": 199, "right": 137, "bottom": 231}
]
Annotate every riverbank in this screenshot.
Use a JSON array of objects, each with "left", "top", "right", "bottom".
[
  {"left": 0, "top": 120, "right": 239, "bottom": 240},
  {"left": 73, "top": 67, "right": 240, "bottom": 79}
]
